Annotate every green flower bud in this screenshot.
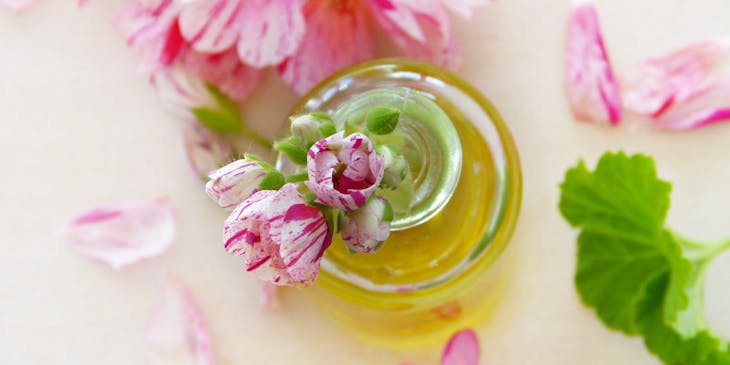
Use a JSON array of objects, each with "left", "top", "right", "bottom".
[
  {"left": 290, "top": 113, "right": 337, "bottom": 148},
  {"left": 273, "top": 136, "right": 308, "bottom": 165},
  {"left": 376, "top": 145, "right": 410, "bottom": 189}
]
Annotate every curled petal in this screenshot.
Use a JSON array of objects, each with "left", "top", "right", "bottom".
[
  {"left": 182, "top": 47, "right": 263, "bottom": 101},
  {"left": 278, "top": 0, "right": 374, "bottom": 95},
  {"left": 620, "top": 39, "right": 730, "bottom": 117},
  {"left": 651, "top": 78, "right": 730, "bottom": 130},
  {"left": 151, "top": 68, "right": 216, "bottom": 120},
  {"left": 114, "top": 0, "right": 184, "bottom": 72},
  {"left": 440, "top": 0, "right": 492, "bottom": 18},
  {"left": 305, "top": 132, "right": 385, "bottom": 211},
  {"left": 63, "top": 198, "right": 175, "bottom": 270},
  {"left": 259, "top": 282, "right": 279, "bottom": 312},
  {"left": 223, "top": 184, "right": 331, "bottom": 286},
  {"left": 183, "top": 123, "right": 234, "bottom": 180},
  {"left": 565, "top": 0, "right": 622, "bottom": 124},
  {"left": 205, "top": 158, "right": 268, "bottom": 209},
  {"left": 236, "top": 0, "right": 306, "bottom": 67},
  {"left": 340, "top": 197, "right": 391, "bottom": 253},
  {"left": 369, "top": 0, "right": 461, "bottom": 69},
  {"left": 441, "top": 329, "right": 480, "bottom": 365},
  {"left": 178, "top": 0, "right": 243, "bottom": 54},
  {"left": 146, "top": 276, "right": 213, "bottom": 365},
  {"left": 2, "top": 0, "right": 34, "bottom": 11}
]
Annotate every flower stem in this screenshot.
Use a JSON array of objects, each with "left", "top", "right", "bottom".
[{"left": 286, "top": 173, "right": 309, "bottom": 183}]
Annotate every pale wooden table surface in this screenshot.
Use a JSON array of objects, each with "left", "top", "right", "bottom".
[{"left": 2, "top": 0, "right": 730, "bottom": 364}]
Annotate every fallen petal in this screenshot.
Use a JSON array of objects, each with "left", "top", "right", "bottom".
[
  {"left": 278, "top": 0, "right": 374, "bottom": 95},
  {"left": 621, "top": 39, "right": 730, "bottom": 117},
  {"left": 565, "top": 0, "right": 622, "bottom": 124},
  {"left": 64, "top": 198, "right": 175, "bottom": 270},
  {"left": 651, "top": 77, "right": 730, "bottom": 130},
  {"left": 2, "top": 0, "right": 34, "bottom": 11},
  {"left": 441, "top": 329, "right": 480, "bottom": 365},
  {"left": 259, "top": 282, "right": 279, "bottom": 312},
  {"left": 183, "top": 123, "right": 234, "bottom": 180},
  {"left": 147, "top": 276, "right": 213, "bottom": 365}
]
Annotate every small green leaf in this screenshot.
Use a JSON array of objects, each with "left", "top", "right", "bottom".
[
  {"left": 318, "top": 120, "right": 337, "bottom": 137},
  {"left": 381, "top": 199, "right": 394, "bottom": 222},
  {"left": 258, "top": 171, "right": 286, "bottom": 191},
  {"left": 378, "top": 178, "right": 414, "bottom": 214},
  {"left": 365, "top": 107, "right": 400, "bottom": 135},
  {"left": 191, "top": 107, "right": 242, "bottom": 134},
  {"left": 273, "top": 137, "right": 307, "bottom": 165}
]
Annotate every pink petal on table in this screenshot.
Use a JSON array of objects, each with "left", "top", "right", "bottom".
[
  {"left": 182, "top": 47, "right": 263, "bottom": 102},
  {"left": 178, "top": 0, "right": 243, "bottom": 54},
  {"left": 147, "top": 276, "right": 213, "bottom": 365},
  {"left": 278, "top": 0, "right": 374, "bottom": 95},
  {"left": 621, "top": 39, "right": 730, "bottom": 117},
  {"left": 370, "top": 0, "right": 461, "bottom": 70},
  {"left": 63, "top": 198, "right": 175, "bottom": 270},
  {"left": 441, "top": 0, "right": 492, "bottom": 18},
  {"left": 183, "top": 122, "right": 234, "bottom": 180},
  {"left": 565, "top": 0, "right": 622, "bottom": 124},
  {"left": 2, "top": 0, "right": 34, "bottom": 11},
  {"left": 236, "top": 0, "right": 306, "bottom": 68},
  {"left": 259, "top": 282, "right": 279, "bottom": 312},
  {"left": 651, "top": 77, "right": 730, "bottom": 130},
  {"left": 441, "top": 329, "right": 480, "bottom": 365}
]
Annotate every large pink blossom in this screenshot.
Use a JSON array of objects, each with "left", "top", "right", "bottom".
[
  {"left": 116, "top": 0, "right": 488, "bottom": 98},
  {"left": 305, "top": 132, "right": 385, "bottom": 211},
  {"left": 223, "top": 183, "right": 332, "bottom": 286}
]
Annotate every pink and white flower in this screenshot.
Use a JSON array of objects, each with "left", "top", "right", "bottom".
[
  {"left": 63, "top": 197, "right": 175, "bottom": 270},
  {"left": 205, "top": 157, "right": 268, "bottom": 209},
  {"left": 223, "top": 183, "right": 332, "bottom": 286},
  {"left": 340, "top": 197, "right": 392, "bottom": 253},
  {"left": 565, "top": 0, "right": 622, "bottom": 124},
  {"left": 305, "top": 132, "right": 385, "bottom": 211}
]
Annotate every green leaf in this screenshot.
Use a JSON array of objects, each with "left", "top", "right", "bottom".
[
  {"left": 273, "top": 136, "right": 308, "bottom": 165},
  {"left": 191, "top": 107, "right": 242, "bottom": 134},
  {"left": 378, "top": 178, "right": 414, "bottom": 214},
  {"left": 365, "top": 107, "right": 400, "bottom": 135},
  {"left": 258, "top": 171, "right": 286, "bottom": 191}
]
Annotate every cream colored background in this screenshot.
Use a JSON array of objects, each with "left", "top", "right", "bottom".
[{"left": 2, "top": 0, "right": 730, "bottom": 364}]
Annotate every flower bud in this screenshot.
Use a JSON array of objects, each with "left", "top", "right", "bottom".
[
  {"left": 205, "top": 157, "right": 268, "bottom": 210},
  {"left": 290, "top": 113, "right": 336, "bottom": 147},
  {"left": 340, "top": 197, "right": 392, "bottom": 253},
  {"left": 376, "top": 145, "right": 410, "bottom": 189}
]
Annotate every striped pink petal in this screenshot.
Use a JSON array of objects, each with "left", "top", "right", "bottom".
[
  {"left": 178, "top": 0, "right": 243, "bottom": 54},
  {"left": 205, "top": 158, "right": 267, "bottom": 209},
  {"left": 278, "top": 0, "right": 374, "bottom": 95},
  {"left": 63, "top": 198, "right": 175, "bottom": 270},
  {"left": 620, "top": 39, "right": 730, "bottom": 117},
  {"left": 651, "top": 77, "right": 730, "bottom": 130},
  {"left": 305, "top": 133, "right": 385, "bottom": 211},
  {"left": 181, "top": 47, "right": 262, "bottom": 101},
  {"left": 565, "top": 0, "right": 622, "bottom": 124},
  {"left": 114, "top": 0, "right": 185, "bottom": 72},
  {"left": 146, "top": 276, "right": 213, "bottom": 365},
  {"left": 369, "top": 0, "right": 462, "bottom": 70},
  {"left": 2, "top": 0, "right": 34, "bottom": 11},
  {"left": 236, "top": 0, "right": 306, "bottom": 68},
  {"left": 183, "top": 123, "right": 234, "bottom": 180},
  {"left": 223, "top": 184, "right": 331, "bottom": 286},
  {"left": 441, "top": 329, "right": 480, "bottom": 365},
  {"left": 440, "top": 0, "right": 492, "bottom": 18}
]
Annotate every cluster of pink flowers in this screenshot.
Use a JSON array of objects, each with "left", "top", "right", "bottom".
[
  {"left": 205, "top": 112, "right": 406, "bottom": 285},
  {"left": 115, "top": 0, "right": 492, "bottom": 100},
  {"left": 566, "top": 0, "right": 730, "bottom": 130}
]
